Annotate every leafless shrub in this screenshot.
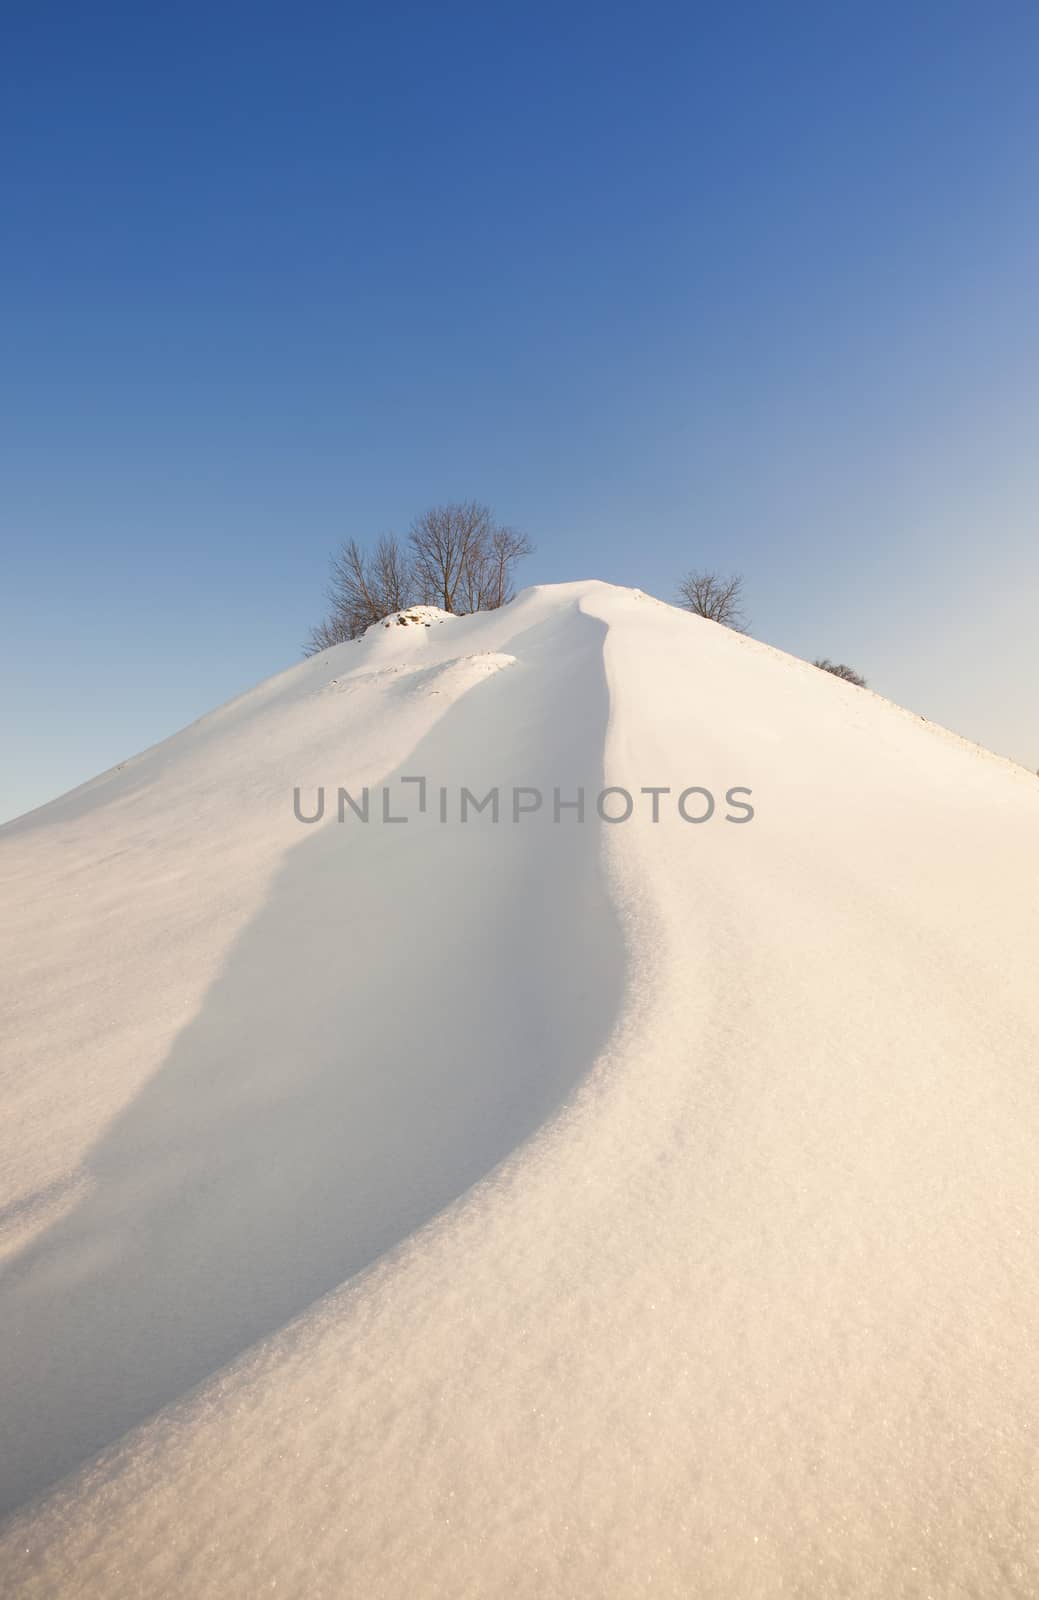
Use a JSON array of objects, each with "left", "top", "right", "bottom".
[{"left": 303, "top": 613, "right": 356, "bottom": 655}]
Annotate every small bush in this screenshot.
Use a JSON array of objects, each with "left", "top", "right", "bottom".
[{"left": 813, "top": 658, "right": 867, "bottom": 688}]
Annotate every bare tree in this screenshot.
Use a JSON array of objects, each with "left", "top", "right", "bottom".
[
  {"left": 457, "top": 530, "right": 492, "bottom": 615},
  {"left": 409, "top": 501, "right": 489, "bottom": 614},
  {"left": 303, "top": 535, "right": 415, "bottom": 655},
  {"left": 486, "top": 525, "right": 535, "bottom": 609},
  {"left": 409, "top": 501, "right": 531, "bottom": 614},
  {"left": 813, "top": 658, "right": 867, "bottom": 688},
  {"left": 370, "top": 533, "right": 412, "bottom": 614},
  {"left": 677, "top": 570, "right": 747, "bottom": 631}
]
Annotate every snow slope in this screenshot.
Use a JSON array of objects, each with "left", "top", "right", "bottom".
[{"left": 1, "top": 581, "right": 1037, "bottom": 1597}]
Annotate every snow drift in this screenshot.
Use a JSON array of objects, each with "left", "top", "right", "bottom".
[{"left": 1, "top": 581, "right": 1037, "bottom": 1598}]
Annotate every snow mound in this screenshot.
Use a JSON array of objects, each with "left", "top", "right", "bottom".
[
  {"left": 2, "top": 580, "right": 1038, "bottom": 1598},
  {"left": 368, "top": 604, "right": 454, "bottom": 634}
]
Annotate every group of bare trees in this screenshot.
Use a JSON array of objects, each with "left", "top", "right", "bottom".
[
  {"left": 307, "top": 531, "right": 868, "bottom": 687},
  {"left": 304, "top": 501, "right": 534, "bottom": 654}
]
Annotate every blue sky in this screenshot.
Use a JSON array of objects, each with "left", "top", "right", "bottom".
[{"left": 3, "top": 2, "right": 1037, "bottom": 821}]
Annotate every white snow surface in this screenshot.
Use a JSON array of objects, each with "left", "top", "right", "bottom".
[{"left": 1, "top": 580, "right": 1038, "bottom": 1597}]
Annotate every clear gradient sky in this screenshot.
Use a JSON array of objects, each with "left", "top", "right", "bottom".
[{"left": 2, "top": 2, "right": 1037, "bottom": 823}]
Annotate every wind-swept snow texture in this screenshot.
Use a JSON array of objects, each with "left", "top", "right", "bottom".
[{"left": 2, "top": 581, "right": 1038, "bottom": 1598}]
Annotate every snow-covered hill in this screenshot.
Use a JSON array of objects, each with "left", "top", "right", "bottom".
[{"left": 2, "top": 581, "right": 1037, "bottom": 1598}]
